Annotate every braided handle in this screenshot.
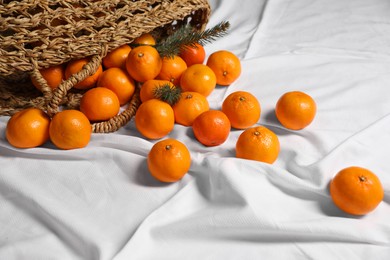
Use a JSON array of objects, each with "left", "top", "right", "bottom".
[
  {"left": 29, "top": 59, "right": 53, "bottom": 105},
  {"left": 46, "top": 54, "right": 105, "bottom": 117},
  {"left": 92, "top": 88, "right": 141, "bottom": 133},
  {"left": 29, "top": 46, "right": 141, "bottom": 133}
]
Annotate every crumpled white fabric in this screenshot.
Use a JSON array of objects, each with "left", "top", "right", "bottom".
[{"left": 1, "top": 0, "right": 390, "bottom": 259}]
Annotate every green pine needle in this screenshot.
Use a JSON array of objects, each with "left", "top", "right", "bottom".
[
  {"left": 156, "top": 21, "right": 230, "bottom": 58},
  {"left": 152, "top": 84, "right": 182, "bottom": 106}
]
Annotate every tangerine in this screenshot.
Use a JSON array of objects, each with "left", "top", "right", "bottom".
[
  {"left": 222, "top": 91, "right": 261, "bottom": 129},
  {"left": 31, "top": 64, "right": 65, "bottom": 91},
  {"left": 102, "top": 44, "right": 132, "bottom": 70},
  {"left": 180, "top": 64, "right": 216, "bottom": 97},
  {"left": 156, "top": 55, "right": 187, "bottom": 86},
  {"left": 6, "top": 108, "right": 50, "bottom": 148},
  {"left": 79, "top": 87, "right": 120, "bottom": 122},
  {"left": 330, "top": 166, "right": 384, "bottom": 215},
  {"left": 132, "top": 33, "right": 156, "bottom": 46},
  {"left": 206, "top": 50, "right": 241, "bottom": 86},
  {"left": 147, "top": 138, "right": 191, "bottom": 182},
  {"left": 235, "top": 126, "right": 280, "bottom": 164},
  {"left": 125, "top": 45, "right": 162, "bottom": 83},
  {"left": 179, "top": 43, "right": 206, "bottom": 67},
  {"left": 192, "top": 110, "right": 231, "bottom": 146},
  {"left": 140, "top": 79, "right": 175, "bottom": 103},
  {"left": 275, "top": 91, "right": 317, "bottom": 130},
  {"left": 65, "top": 58, "right": 103, "bottom": 90},
  {"left": 135, "top": 99, "right": 175, "bottom": 139},
  {"left": 172, "top": 91, "right": 209, "bottom": 126},
  {"left": 49, "top": 110, "right": 92, "bottom": 150},
  {"left": 97, "top": 67, "right": 136, "bottom": 105}
]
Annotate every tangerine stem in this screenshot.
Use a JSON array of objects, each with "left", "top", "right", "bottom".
[{"left": 359, "top": 175, "right": 367, "bottom": 182}]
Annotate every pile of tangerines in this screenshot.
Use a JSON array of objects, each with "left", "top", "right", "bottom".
[{"left": 4, "top": 32, "right": 384, "bottom": 217}]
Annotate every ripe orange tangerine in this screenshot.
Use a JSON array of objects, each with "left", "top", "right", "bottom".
[
  {"left": 330, "top": 166, "right": 384, "bottom": 215},
  {"left": 147, "top": 138, "right": 191, "bottom": 183},
  {"left": 192, "top": 110, "right": 231, "bottom": 147},
  {"left": 79, "top": 87, "right": 120, "bottom": 122},
  {"left": 102, "top": 44, "right": 132, "bottom": 70},
  {"left": 97, "top": 67, "right": 136, "bottom": 105},
  {"left": 135, "top": 99, "right": 175, "bottom": 139},
  {"left": 140, "top": 79, "right": 175, "bottom": 103},
  {"left": 236, "top": 126, "right": 280, "bottom": 164},
  {"left": 179, "top": 43, "right": 206, "bottom": 67},
  {"left": 6, "top": 108, "right": 50, "bottom": 148},
  {"left": 206, "top": 50, "right": 241, "bottom": 86},
  {"left": 222, "top": 91, "right": 261, "bottom": 129},
  {"left": 172, "top": 91, "right": 209, "bottom": 126},
  {"left": 275, "top": 91, "right": 317, "bottom": 130},
  {"left": 180, "top": 64, "right": 216, "bottom": 97},
  {"left": 126, "top": 45, "right": 162, "bottom": 83},
  {"left": 65, "top": 58, "right": 103, "bottom": 90},
  {"left": 31, "top": 64, "right": 65, "bottom": 91},
  {"left": 156, "top": 55, "right": 187, "bottom": 86},
  {"left": 132, "top": 32, "right": 156, "bottom": 46},
  {"left": 49, "top": 110, "right": 92, "bottom": 150}
]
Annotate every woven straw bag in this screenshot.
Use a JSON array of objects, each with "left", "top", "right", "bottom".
[{"left": 0, "top": 0, "right": 211, "bottom": 133}]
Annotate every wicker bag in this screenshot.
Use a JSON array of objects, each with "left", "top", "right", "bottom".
[{"left": 0, "top": 0, "right": 211, "bottom": 133}]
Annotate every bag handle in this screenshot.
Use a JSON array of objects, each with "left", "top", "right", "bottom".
[
  {"left": 46, "top": 54, "right": 104, "bottom": 117},
  {"left": 30, "top": 45, "right": 141, "bottom": 133}
]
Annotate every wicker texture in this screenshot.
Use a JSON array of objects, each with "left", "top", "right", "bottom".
[{"left": 0, "top": 0, "right": 210, "bottom": 133}]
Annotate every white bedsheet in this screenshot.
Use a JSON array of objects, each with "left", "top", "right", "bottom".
[{"left": 1, "top": 0, "right": 390, "bottom": 259}]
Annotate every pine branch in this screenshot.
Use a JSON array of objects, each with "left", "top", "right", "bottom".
[
  {"left": 197, "top": 21, "right": 231, "bottom": 45},
  {"left": 156, "top": 21, "right": 230, "bottom": 58},
  {"left": 153, "top": 84, "right": 182, "bottom": 106}
]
